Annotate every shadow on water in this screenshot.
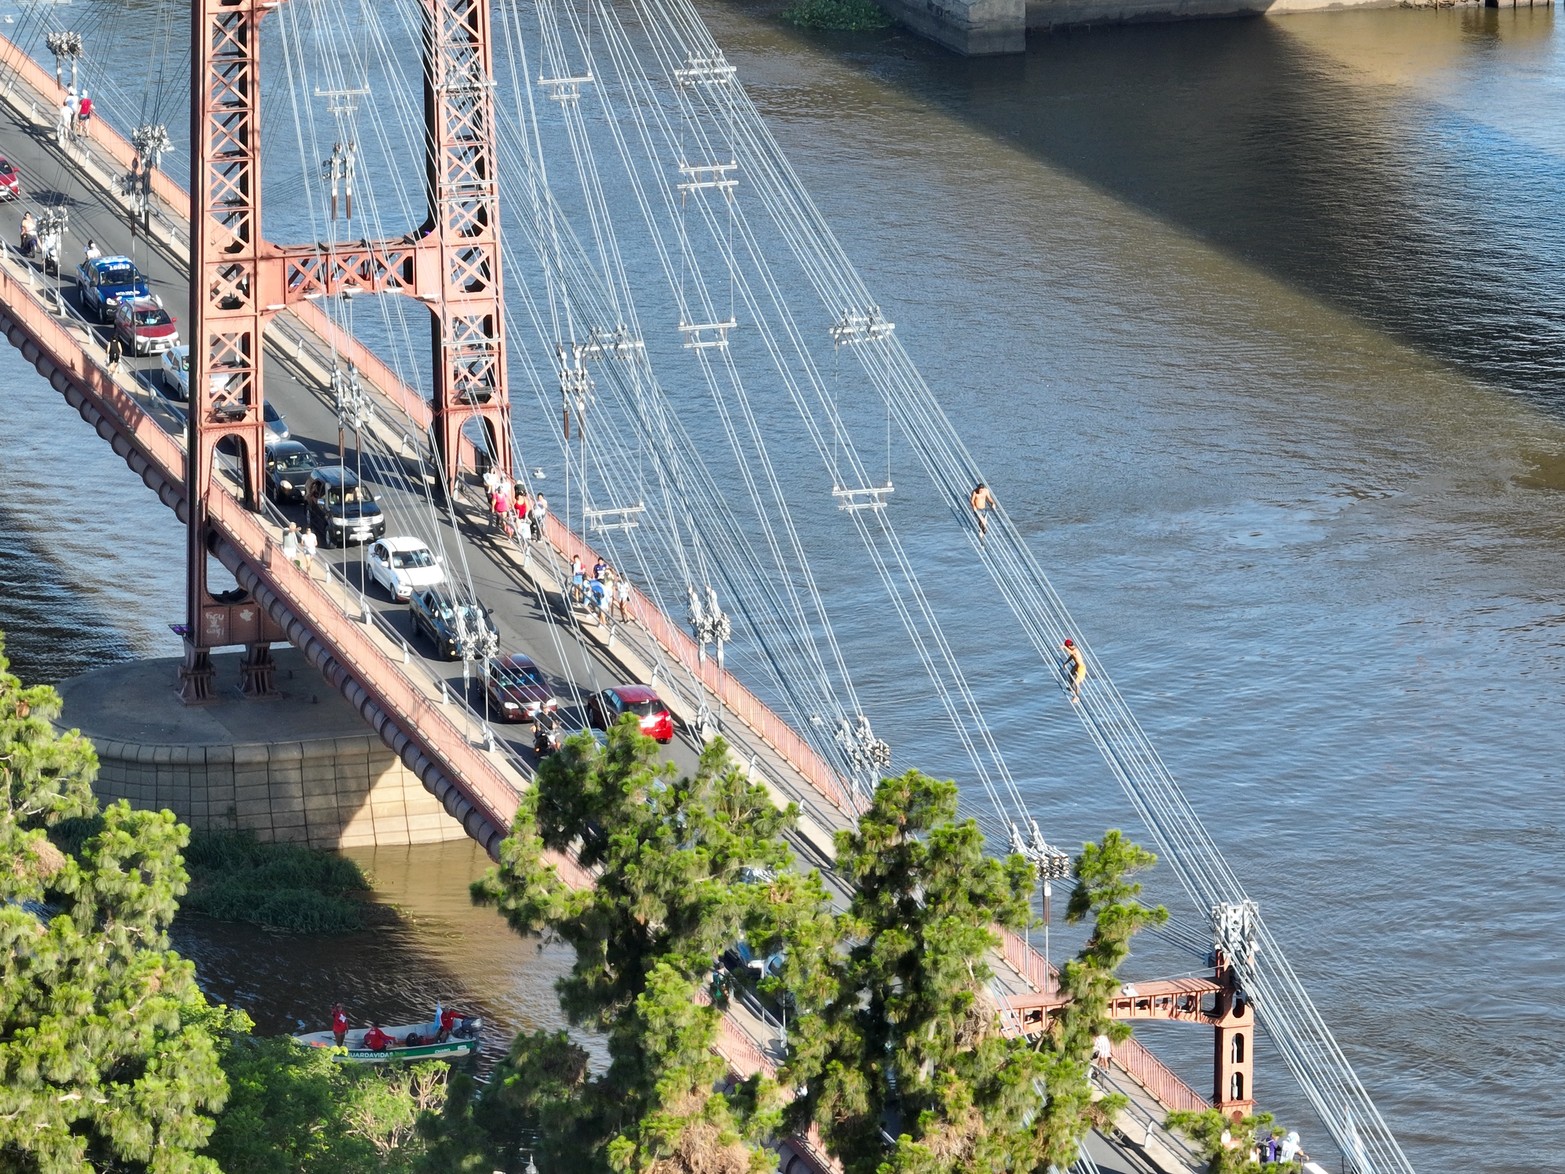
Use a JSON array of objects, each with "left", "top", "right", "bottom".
[
  {"left": 741, "top": 6, "right": 1565, "bottom": 405},
  {"left": 171, "top": 839, "right": 594, "bottom": 1070}
]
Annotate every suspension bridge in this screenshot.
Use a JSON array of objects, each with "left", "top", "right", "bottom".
[{"left": 0, "top": 1, "right": 1419, "bottom": 1171}]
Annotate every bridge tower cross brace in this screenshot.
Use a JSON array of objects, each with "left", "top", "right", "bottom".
[{"left": 181, "top": 0, "right": 513, "bottom": 703}]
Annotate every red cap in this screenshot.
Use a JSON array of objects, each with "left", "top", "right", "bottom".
[{"left": 1064, "top": 639, "right": 1074, "bottom": 648}]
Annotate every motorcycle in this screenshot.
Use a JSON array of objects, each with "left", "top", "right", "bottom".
[
  {"left": 40, "top": 233, "right": 59, "bottom": 276},
  {"left": 532, "top": 716, "right": 562, "bottom": 757},
  {"left": 18, "top": 230, "right": 36, "bottom": 257}
]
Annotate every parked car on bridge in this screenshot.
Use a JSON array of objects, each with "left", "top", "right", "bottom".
[
  {"left": 586, "top": 684, "right": 674, "bottom": 744},
  {"left": 263, "top": 400, "right": 290, "bottom": 441},
  {"left": 365, "top": 536, "right": 445, "bottom": 601},
  {"left": 76, "top": 254, "right": 149, "bottom": 322},
  {"left": 113, "top": 295, "right": 179, "bottom": 356},
  {"left": 264, "top": 439, "right": 318, "bottom": 503},
  {"left": 480, "top": 653, "right": 559, "bottom": 722},
  {"left": 0, "top": 155, "right": 20, "bottom": 200},
  {"left": 304, "top": 465, "right": 385, "bottom": 548},
  {"left": 409, "top": 588, "right": 498, "bottom": 661}
]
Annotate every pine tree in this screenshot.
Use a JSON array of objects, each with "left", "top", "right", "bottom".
[
  {"left": 788, "top": 770, "right": 1049, "bottom": 1173},
  {"left": 0, "top": 634, "right": 227, "bottom": 1172},
  {"left": 1026, "top": 829, "right": 1170, "bottom": 1170},
  {"left": 472, "top": 723, "right": 798, "bottom": 1172}
]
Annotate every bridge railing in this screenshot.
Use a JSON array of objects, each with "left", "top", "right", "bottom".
[
  {"left": 535, "top": 515, "right": 856, "bottom": 814},
  {"left": 0, "top": 243, "right": 528, "bottom": 844},
  {"left": 1111, "top": 1037, "right": 1211, "bottom": 1116}
]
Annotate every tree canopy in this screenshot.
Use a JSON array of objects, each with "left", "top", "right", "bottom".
[
  {"left": 0, "top": 635, "right": 228, "bottom": 1173},
  {"left": 787, "top": 769, "right": 1056, "bottom": 1173},
  {"left": 472, "top": 721, "right": 798, "bottom": 1172}
]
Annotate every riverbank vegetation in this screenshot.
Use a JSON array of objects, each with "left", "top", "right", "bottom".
[
  {"left": 181, "top": 829, "right": 380, "bottom": 933},
  {"left": 782, "top": 0, "right": 894, "bottom": 32},
  {"left": 0, "top": 637, "right": 228, "bottom": 1170}
]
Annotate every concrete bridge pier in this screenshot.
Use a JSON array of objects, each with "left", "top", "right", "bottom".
[
  {"left": 877, "top": 0, "right": 1026, "bottom": 55},
  {"left": 57, "top": 648, "right": 473, "bottom": 849}
]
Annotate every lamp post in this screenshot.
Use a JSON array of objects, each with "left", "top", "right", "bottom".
[
  {"left": 45, "top": 32, "right": 83, "bottom": 93},
  {"left": 129, "top": 123, "right": 172, "bottom": 232},
  {"left": 1012, "top": 819, "right": 1072, "bottom": 990},
  {"left": 835, "top": 713, "right": 890, "bottom": 797}
]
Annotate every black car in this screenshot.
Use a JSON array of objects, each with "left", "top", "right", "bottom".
[
  {"left": 265, "top": 440, "right": 317, "bottom": 503},
  {"left": 410, "top": 588, "right": 498, "bottom": 661},
  {"left": 304, "top": 465, "right": 385, "bottom": 548}
]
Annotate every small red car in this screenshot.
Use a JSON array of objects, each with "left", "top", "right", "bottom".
[
  {"left": 0, "top": 156, "right": 19, "bottom": 200},
  {"left": 587, "top": 684, "right": 674, "bottom": 744},
  {"left": 114, "top": 295, "right": 179, "bottom": 356}
]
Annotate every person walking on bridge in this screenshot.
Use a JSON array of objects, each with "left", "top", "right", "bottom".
[
  {"left": 1063, "top": 638, "right": 1086, "bottom": 702},
  {"left": 531, "top": 492, "right": 548, "bottom": 542},
  {"left": 969, "top": 481, "right": 995, "bottom": 541},
  {"left": 104, "top": 331, "right": 123, "bottom": 373},
  {"left": 56, "top": 94, "right": 72, "bottom": 146},
  {"left": 76, "top": 90, "right": 92, "bottom": 140}
]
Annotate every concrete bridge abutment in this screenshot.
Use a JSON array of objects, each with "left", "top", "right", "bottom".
[
  {"left": 57, "top": 648, "right": 471, "bottom": 849},
  {"left": 876, "top": 0, "right": 1027, "bottom": 55}
]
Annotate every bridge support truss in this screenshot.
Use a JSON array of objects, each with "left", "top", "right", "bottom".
[
  {"left": 1003, "top": 956, "right": 1255, "bottom": 1119},
  {"left": 182, "top": 0, "right": 513, "bottom": 703}
]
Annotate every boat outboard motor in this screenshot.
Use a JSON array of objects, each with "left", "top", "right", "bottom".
[{"left": 453, "top": 1016, "right": 482, "bottom": 1039}]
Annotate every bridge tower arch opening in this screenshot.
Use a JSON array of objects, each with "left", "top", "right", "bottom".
[{"left": 181, "top": 0, "right": 515, "bottom": 703}]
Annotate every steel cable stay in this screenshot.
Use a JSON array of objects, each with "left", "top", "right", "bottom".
[
  {"left": 519, "top": 4, "right": 920, "bottom": 792},
  {"left": 547, "top": 1, "right": 1035, "bottom": 827},
  {"left": 524, "top": 2, "right": 1417, "bottom": 1166},
  {"left": 482, "top": 4, "right": 888, "bottom": 782}
]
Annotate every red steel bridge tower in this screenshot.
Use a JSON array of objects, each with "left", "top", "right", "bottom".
[{"left": 180, "top": 0, "right": 514, "bottom": 703}]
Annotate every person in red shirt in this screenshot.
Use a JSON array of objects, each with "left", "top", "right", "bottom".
[
  {"left": 438, "top": 1007, "right": 460, "bottom": 1039},
  {"left": 331, "top": 1003, "right": 349, "bottom": 1047},
  {"left": 362, "top": 1022, "right": 393, "bottom": 1052}
]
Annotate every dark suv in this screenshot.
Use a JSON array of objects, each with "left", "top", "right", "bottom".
[
  {"left": 304, "top": 466, "right": 385, "bottom": 547},
  {"left": 265, "top": 440, "right": 317, "bottom": 503},
  {"left": 410, "top": 588, "right": 498, "bottom": 661}
]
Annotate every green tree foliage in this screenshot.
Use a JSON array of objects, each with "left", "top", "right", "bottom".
[
  {"left": 788, "top": 770, "right": 1051, "bottom": 1173},
  {"left": 180, "top": 830, "right": 374, "bottom": 934},
  {"left": 1165, "top": 1108, "right": 1282, "bottom": 1174},
  {"left": 205, "top": 1010, "right": 458, "bottom": 1174},
  {"left": 782, "top": 0, "right": 894, "bottom": 31},
  {"left": 0, "top": 636, "right": 227, "bottom": 1173},
  {"left": 1059, "top": 830, "right": 1169, "bottom": 1054},
  {"left": 1027, "top": 829, "right": 1170, "bottom": 1169},
  {"left": 472, "top": 723, "right": 797, "bottom": 1172}
]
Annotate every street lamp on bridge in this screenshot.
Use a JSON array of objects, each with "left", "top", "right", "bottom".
[{"left": 45, "top": 32, "right": 83, "bottom": 93}]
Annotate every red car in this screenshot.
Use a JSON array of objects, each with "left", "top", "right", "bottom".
[
  {"left": 587, "top": 684, "right": 674, "bottom": 744},
  {"left": 113, "top": 295, "right": 179, "bottom": 356},
  {"left": 0, "top": 156, "right": 19, "bottom": 200}
]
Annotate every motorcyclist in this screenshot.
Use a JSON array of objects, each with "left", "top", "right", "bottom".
[
  {"left": 19, "top": 210, "right": 36, "bottom": 256},
  {"left": 532, "top": 711, "right": 561, "bottom": 756}
]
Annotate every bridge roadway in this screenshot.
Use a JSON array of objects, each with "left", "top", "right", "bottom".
[{"left": 0, "top": 37, "right": 1204, "bottom": 1174}]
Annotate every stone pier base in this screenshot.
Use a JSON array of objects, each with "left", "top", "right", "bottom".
[
  {"left": 878, "top": 0, "right": 1027, "bottom": 55},
  {"left": 56, "top": 649, "right": 471, "bottom": 849}
]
